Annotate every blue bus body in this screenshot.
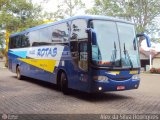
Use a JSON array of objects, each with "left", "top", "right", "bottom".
[{"left": 8, "top": 15, "right": 141, "bottom": 93}]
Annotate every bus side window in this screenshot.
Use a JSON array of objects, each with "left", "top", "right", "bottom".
[
  {"left": 71, "top": 20, "right": 88, "bottom": 41},
  {"left": 16, "top": 36, "right": 22, "bottom": 48},
  {"left": 71, "top": 19, "right": 88, "bottom": 71},
  {"left": 9, "top": 34, "right": 30, "bottom": 49},
  {"left": 21, "top": 34, "right": 30, "bottom": 47},
  {"left": 9, "top": 36, "right": 21, "bottom": 49},
  {"left": 29, "top": 31, "right": 40, "bottom": 47},
  {"left": 51, "top": 23, "right": 69, "bottom": 44},
  {"left": 39, "top": 28, "right": 52, "bottom": 45},
  {"left": 9, "top": 37, "right": 15, "bottom": 49}
]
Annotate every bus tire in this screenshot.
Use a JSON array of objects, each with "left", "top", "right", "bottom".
[
  {"left": 16, "top": 66, "right": 23, "bottom": 80},
  {"left": 60, "top": 72, "right": 69, "bottom": 94}
]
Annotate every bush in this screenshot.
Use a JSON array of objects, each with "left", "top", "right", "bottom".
[
  {"left": 150, "top": 68, "right": 156, "bottom": 73},
  {"left": 150, "top": 68, "right": 160, "bottom": 74},
  {"left": 157, "top": 68, "right": 160, "bottom": 74}
]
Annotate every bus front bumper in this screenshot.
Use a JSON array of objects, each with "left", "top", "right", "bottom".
[{"left": 91, "top": 78, "right": 140, "bottom": 93}]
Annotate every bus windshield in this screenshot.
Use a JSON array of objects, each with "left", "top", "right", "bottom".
[{"left": 91, "top": 20, "right": 140, "bottom": 68}]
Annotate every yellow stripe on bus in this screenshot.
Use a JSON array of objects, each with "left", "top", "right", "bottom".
[
  {"left": 129, "top": 70, "right": 138, "bottom": 74},
  {"left": 19, "top": 58, "right": 57, "bottom": 73}
]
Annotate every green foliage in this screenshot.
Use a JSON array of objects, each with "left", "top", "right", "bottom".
[
  {"left": 0, "top": 0, "right": 49, "bottom": 48},
  {"left": 0, "top": 31, "right": 5, "bottom": 48},
  {"left": 86, "top": 0, "right": 160, "bottom": 33},
  {"left": 151, "top": 38, "right": 160, "bottom": 43},
  {"left": 0, "top": 0, "right": 45, "bottom": 33},
  {"left": 86, "top": 0, "right": 123, "bottom": 17}
]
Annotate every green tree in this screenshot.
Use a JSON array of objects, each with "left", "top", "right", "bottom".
[
  {"left": 0, "top": 29, "right": 5, "bottom": 48},
  {"left": 0, "top": 35, "right": 4, "bottom": 48},
  {"left": 86, "top": 0, "right": 123, "bottom": 17},
  {"left": 86, "top": 0, "right": 160, "bottom": 33},
  {"left": 0, "top": 0, "right": 49, "bottom": 48},
  {"left": 0, "top": 0, "right": 45, "bottom": 33}
]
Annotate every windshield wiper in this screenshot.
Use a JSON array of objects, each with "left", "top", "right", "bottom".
[
  {"left": 114, "top": 41, "right": 117, "bottom": 59},
  {"left": 123, "top": 43, "right": 133, "bottom": 68},
  {"left": 111, "top": 41, "right": 117, "bottom": 66}
]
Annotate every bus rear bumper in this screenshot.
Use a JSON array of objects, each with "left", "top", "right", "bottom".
[{"left": 91, "top": 79, "right": 140, "bottom": 93}]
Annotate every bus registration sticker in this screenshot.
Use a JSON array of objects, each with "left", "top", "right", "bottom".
[{"left": 117, "top": 86, "right": 125, "bottom": 90}]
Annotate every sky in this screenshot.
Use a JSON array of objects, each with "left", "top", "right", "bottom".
[
  {"left": 141, "top": 40, "right": 160, "bottom": 52},
  {"left": 34, "top": 0, "right": 160, "bottom": 29},
  {"left": 33, "top": 0, "right": 94, "bottom": 15}
]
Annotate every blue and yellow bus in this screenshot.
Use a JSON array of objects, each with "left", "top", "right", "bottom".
[{"left": 8, "top": 15, "right": 150, "bottom": 94}]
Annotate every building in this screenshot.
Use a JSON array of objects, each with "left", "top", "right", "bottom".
[
  {"left": 152, "top": 53, "right": 160, "bottom": 68},
  {"left": 140, "top": 52, "right": 149, "bottom": 70},
  {"left": 139, "top": 38, "right": 160, "bottom": 70},
  {"left": 140, "top": 50, "right": 160, "bottom": 70}
]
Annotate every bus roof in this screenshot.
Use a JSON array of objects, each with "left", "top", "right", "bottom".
[{"left": 10, "top": 15, "right": 134, "bottom": 37}]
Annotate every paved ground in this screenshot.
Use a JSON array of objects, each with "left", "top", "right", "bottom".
[
  {"left": 0, "top": 59, "right": 5, "bottom": 69},
  {"left": 0, "top": 61, "right": 160, "bottom": 115}
]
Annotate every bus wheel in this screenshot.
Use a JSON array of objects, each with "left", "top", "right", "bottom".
[
  {"left": 60, "top": 72, "right": 69, "bottom": 94},
  {"left": 16, "top": 66, "right": 22, "bottom": 80}
]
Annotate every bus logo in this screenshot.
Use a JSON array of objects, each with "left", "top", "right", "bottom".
[{"left": 37, "top": 47, "right": 57, "bottom": 57}]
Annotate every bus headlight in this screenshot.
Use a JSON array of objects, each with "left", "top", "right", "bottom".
[
  {"left": 132, "top": 74, "right": 140, "bottom": 80},
  {"left": 93, "top": 76, "right": 109, "bottom": 81}
]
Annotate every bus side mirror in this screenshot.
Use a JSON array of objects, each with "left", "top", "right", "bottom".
[
  {"left": 86, "top": 28, "right": 97, "bottom": 45},
  {"left": 136, "top": 33, "right": 151, "bottom": 47}
]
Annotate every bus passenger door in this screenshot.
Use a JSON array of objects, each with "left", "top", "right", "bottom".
[
  {"left": 70, "top": 19, "right": 89, "bottom": 91},
  {"left": 78, "top": 42, "right": 88, "bottom": 71}
]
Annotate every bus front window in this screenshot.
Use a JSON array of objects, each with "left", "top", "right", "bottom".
[
  {"left": 91, "top": 20, "right": 140, "bottom": 68},
  {"left": 117, "top": 22, "right": 140, "bottom": 68}
]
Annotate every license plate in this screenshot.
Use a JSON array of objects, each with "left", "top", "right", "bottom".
[{"left": 117, "top": 86, "right": 125, "bottom": 90}]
